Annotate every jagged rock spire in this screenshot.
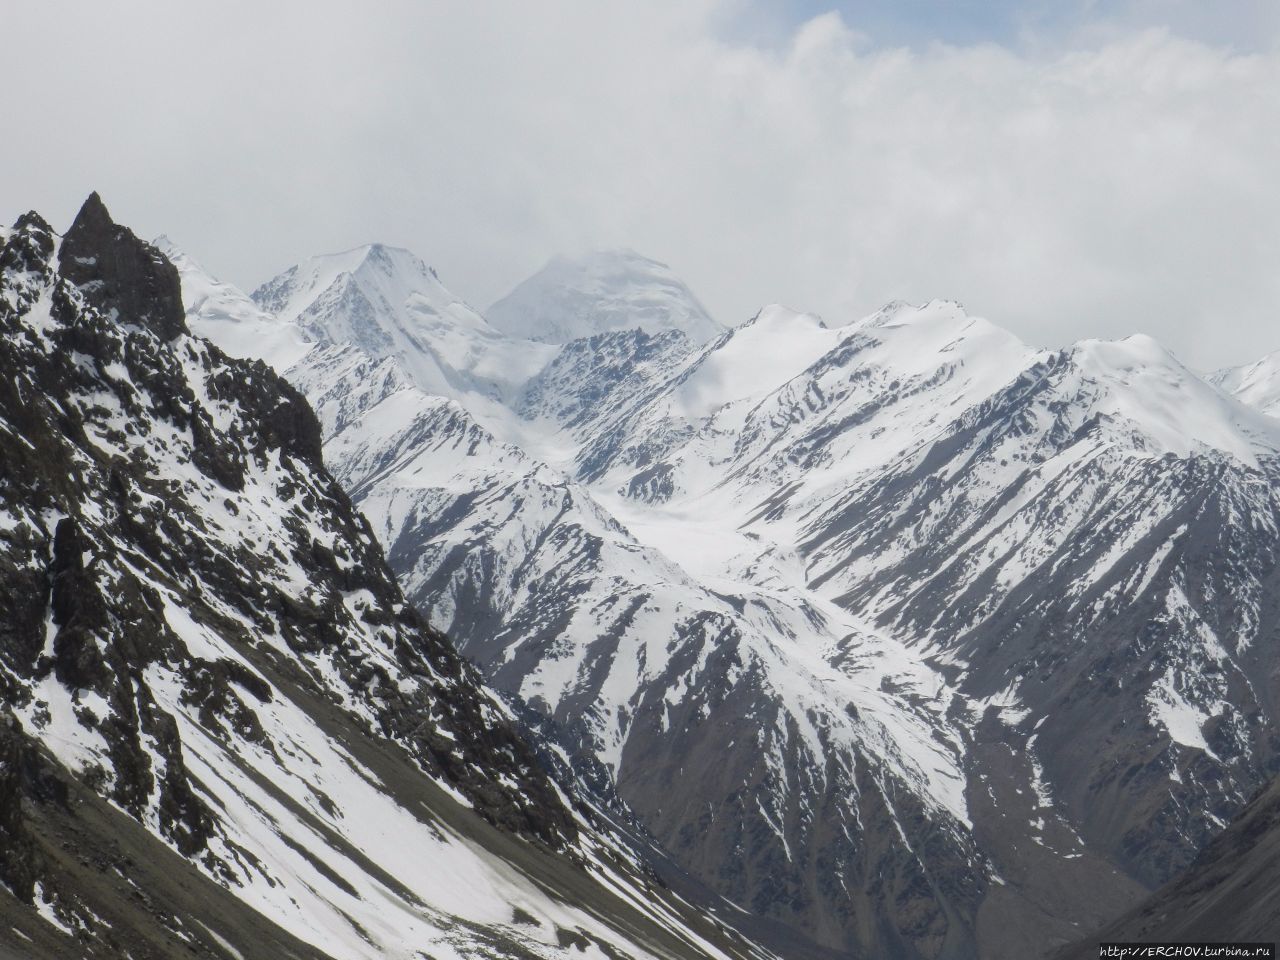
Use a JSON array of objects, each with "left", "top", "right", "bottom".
[{"left": 58, "top": 192, "right": 187, "bottom": 340}]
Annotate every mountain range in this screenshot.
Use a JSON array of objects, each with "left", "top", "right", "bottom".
[
  {"left": 156, "top": 228, "right": 1280, "bottom": 957},
  {"left": 2, "top": 194, "right": 1278, "bottom": 959}
]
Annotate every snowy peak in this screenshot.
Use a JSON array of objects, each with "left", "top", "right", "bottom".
[
  {"left": 671, "top": 304, "right": 835, "bottom": 419},
  {"left": 251, "top": 242, "right": 481, "bottom": 346},
  {"left": 487, "top": 248, "right": 724, "bottom": 345},
  {"left": 251, "top": 243, "right": 554, "bottom": 408},
  {"left": 850, "top": 299, "right": 1030, "bottom": 365},
  {"left": 252, "top": 242, "right": 424, "bottom": 313},
  {"left": 855, "top": 296, "right": 965, "bottom": 329},
  {"left": 1067, "top": 332, "right": 1187, "bottom": 377},
  {"left": 1058, "top": 334, "right": 1280, "bottom": 463},
  {"left": 838, "top": 300, "right": 1040, "bottom": 389},
  {"left": 1211, "top": 348, "right": 1280, "bottom": 419}
]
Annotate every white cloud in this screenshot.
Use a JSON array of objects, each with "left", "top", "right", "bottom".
[{"left": 2, "top": 0, "right": 1277, "bottom": 368}]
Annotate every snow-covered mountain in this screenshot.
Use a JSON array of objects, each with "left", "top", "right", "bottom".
[
  {"left": 173, "top": 236, "right": 1280, "bottom": 958},
  {"left": 487, "top": 250, "right": 724, "bottom": 346},
  {"left": 1210, "top": 349, "right": 1280, "bottom": 418},
  {"left": 252, "top": 243, "right": 556, "bottom": 427},
  {"left": 0, "top": 197, "right": 769, "bottom": 960}
]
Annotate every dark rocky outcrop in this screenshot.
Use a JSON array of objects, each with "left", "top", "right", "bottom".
[{"left": 58, "top": 192, "right": 187, "bottom": 342}]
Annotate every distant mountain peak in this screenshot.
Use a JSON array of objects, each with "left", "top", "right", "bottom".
[
  {"left": 252, "top": 244, "right": 459, "bottom": 349},
  {"left": 250, "top": 242, "right": 451, "bottom": 329},
  {"left": 1210, "top": 345, "right": 1280, "bottom": 419},
  {"left": 487, "top": 248, "right": 724, "bottom": 345},
  {"left": 249, "top": 243, "right": 553, "bottom": 407},
  {"left": 857, "top": 297, "right": 971, "bottom": 328},
  {"left": 1069, "top": 332, "right": 1178, "bottom": 368},
  {"left": 340, "top": 241, "right": 437, "bottom": 279},
  {"left": 1044, "top": 331, "right": 1280, "bottom": 465},
  {"left": 731, "top": 303, "right": 828, "bottom": 339}
]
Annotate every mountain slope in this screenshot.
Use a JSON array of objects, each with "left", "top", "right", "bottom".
[
  {"left": 1059, "top": 775, "right": 1280, "bottom": 951},
  {"left": 487, "top": 250, "right": 724, "bottom": 346},
  {"left": 373, "top": 307, "right": 1280, "bottom": 957},
  {"left": 187, "top": 266, "right": 1127, "bottom": 957},
  {"left": 372, "top": 302, "right": 1166, "bottom": 959},
  {"left": 792, "top": 333, "right": 1280, "bottom": 891},
  {"left": 0, "top": 198, "right": 765, "bottom": 960}
]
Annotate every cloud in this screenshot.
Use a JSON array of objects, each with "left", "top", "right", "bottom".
[
  {"left": 2, "top": 0, "right": 1277, "bottom": 368},
  {"left": 764, "top": 0, "right": 1280, "bottom": 53}
]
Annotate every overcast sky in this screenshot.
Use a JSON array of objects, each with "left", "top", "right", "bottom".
[{"left": 3, "top": 1, "right": 1278, "bottom": 369}]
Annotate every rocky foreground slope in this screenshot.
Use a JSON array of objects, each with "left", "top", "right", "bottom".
[{"left": 0, "top": 197, "right": 767, "bottom": 960}]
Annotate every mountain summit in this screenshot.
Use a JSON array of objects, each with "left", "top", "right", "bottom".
[
  {"left": 252, "top": 242, "right": 489, "bottom": 348},
  {"left": 487, "top": 249, "right": 724, "bottom": 345},
  {"left": 251, "top": 244, "right": 552, "bottom": 408}
]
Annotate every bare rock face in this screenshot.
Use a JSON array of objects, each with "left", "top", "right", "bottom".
[
  {"left": 0, "top": 714, "right": 51, "bottom": 905},
  {"left": 58, "top": 192, "right": 187, "bottom": 342}
]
